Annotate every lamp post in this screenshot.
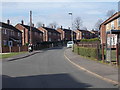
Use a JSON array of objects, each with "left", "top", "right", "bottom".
[
  {"left": 68, "top": 12, "right": 74, "bottom": 51},
  {"left": 30, "top": 10, "right": 32, "bottom": 45}
]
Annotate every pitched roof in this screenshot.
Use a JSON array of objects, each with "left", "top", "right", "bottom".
[
  {"left": 77, "top": 29, "right": 91, "bottom": 33},
  {"left": 0, "top": 22, "right": 22, "bottom": 33},
  {"left": 42, "top": 27, "right": 60, "bottom": 34},
  {"left": 101, "top": 11, "right": 120, "bottom": 25},
  {"left": 20, "top": 24, "right": 43, "bottom": 33}
]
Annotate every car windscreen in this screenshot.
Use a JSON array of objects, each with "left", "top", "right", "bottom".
[{"left": 67, "top": 42, "right": 73, "bottom": 44}]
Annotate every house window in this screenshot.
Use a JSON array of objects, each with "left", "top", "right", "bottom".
[
  {"left": 82, "top": 33, "right": 84, "bottom": 35},
  {"left": 118, "top": 17, "right": 120, "bottom": 26},
  {"left": 18, "top": 32, "right": 20, "bottom": 36},
  {"left": 49, "top": 32, "right": 51, "bottom": 35},
  {"left": 5, "top": 29, "right": 7, "bottom": 34},
  {"left": 3, "top": 40, "right": 7, "bottom": 46},
  {"left": 40, "top": 33, "right": 42, "bottom": 36},
  {"left": 49, "top": 38, "right": 51, "bottom": 41},
  {"left": 111, "top": 21, "right": 114, "bottom": 29},
  {"left": 106, "top": 24, "right": 109, "bottom": 30}
]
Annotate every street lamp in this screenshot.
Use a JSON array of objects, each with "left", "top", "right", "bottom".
[{"left": 68, "top": 12, "right": 74, "bottom": 51}]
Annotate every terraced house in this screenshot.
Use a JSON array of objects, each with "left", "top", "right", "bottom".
[
  {"left": 100, "top": 11, "right": 120, "bottom": 47},
  {"left": 57, "top": 26, "right": 76, "bottom": 41},
  {"left": 74, "top": 29, "right": 93, "bottom": 40},
  {"left": 15, "top": 21, "right": 43, "bottom": 46},
  {"left": 38, "top": 25, "right": 61, "bottom": 42},
  {"left": 0, "top": 20, "right": 22, "bottom": 47}
]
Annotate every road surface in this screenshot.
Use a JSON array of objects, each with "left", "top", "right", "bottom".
[{"left": 2, "top": 47, "right": 118, "bottom": 88}]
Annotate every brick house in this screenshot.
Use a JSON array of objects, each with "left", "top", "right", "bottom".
[
  {"left": 100, "top": 11, "right": 120, "bottom": 45},
  {"left": 57, "top": 26, "right": 76, "bottom": 41},
  {"left": 15, "top": 21, "right": 43, "bottom": 45},
  {"left": 90, "top": 30, "right": 100, "bottom": 38},
  {"left": 0, "top": 20, "right": 22, "bottom": 47},
  {"left": 74, "top": 29, "right": 93, "bottom": 40},
  {"left": 38, "top": 25, "right": 61, "bottom": 42}
]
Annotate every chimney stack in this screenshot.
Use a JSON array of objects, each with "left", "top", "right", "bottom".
[
  {"left": 32, "top": 24, "right": 34, "bottom": 27},
  {"left": 61, "top": 26, "right": 62, "bottom": 29},
  {"left": 42, "top": 24, "right": 45, "bottom": 27},
  {"left": 21, "top": 20, "right": 24, "bottom": 25},
  {"left": 68, "top": 27, "right": 70, "bottom": 30},
  {"left": 52, "top": 26, "right": 54, "bottom": 29},
  {"left": 7, "top": 19, "right": 10, "bottom": 25}
]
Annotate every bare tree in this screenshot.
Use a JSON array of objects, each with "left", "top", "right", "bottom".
[
  {"left": 48, "top": 22, "right": 58, "bottom": 29},
  {"left": 106, "top": 9, "right": 115, "bottom": 17},
  {"left": 73, "top": 17, "right": 82, "bottom": 30},
  {"left": 94, "top": 19, "right": 103, "bottom": 31},
  {"left": 36, "top": 22, "right": 43, "bottom": 28}
]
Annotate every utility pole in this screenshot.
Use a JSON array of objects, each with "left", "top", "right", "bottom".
[{"left": 30, "top": 11, "right": 32, "bottom": 45}]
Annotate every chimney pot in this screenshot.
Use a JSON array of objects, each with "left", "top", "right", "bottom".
[
  {"left": 21, "top": 20, "right": 24, "bottom": 25},
  {"left": 68, "top": 27, "right": 70, "bottom": 30},
  {"left": 61, "top": 26, "right": 62, "bottom": 29},
  {"left": 43, "top": 24, "right": 45, "bottom": 27},
  {"left": 32, "top": 24, "right": 34, "bottom": 27},
  {"left": 7, "top": 19, "right": 10, "bottom": 25},
  {"left": 52, "top": 26, "right": 54, "bottom": 29}
]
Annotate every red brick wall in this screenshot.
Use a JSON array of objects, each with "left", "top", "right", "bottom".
[{"left": 100, "top": 24, "right": 106, "bottom": 44}]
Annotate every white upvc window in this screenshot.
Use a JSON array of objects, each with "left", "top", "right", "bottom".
[
  {"left": 4, "top": 29, "right": 7, "bottom": 34},
  {"left": 3, "top": 40, "right": 7, "bottom": 46},
  {"left": 111, "top": 21, "right": 114, "bottom": 29},
  {"left": 118, "top": 17, "right": 120, "bottom": 26},
  {"left": 18, "top": 32, "right": 20, "bottom": 36},
  {"left": 82, "top": 33, "right": 84, "bottom": 35},
  {"left": 49, "top": 38, "right": 51, "bottom": 41},
  {"left": 106, "top": 24, "right": 109, "bottom": 30}
]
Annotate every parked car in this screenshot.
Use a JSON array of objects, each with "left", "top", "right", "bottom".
[{"left": 67, "top": 41, "right": 74, "bottom": 48}]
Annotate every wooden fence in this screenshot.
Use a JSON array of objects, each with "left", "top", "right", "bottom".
[
  {"left": 76, "top": 42, "right": 100, "bottom": 48},
  {"left": 2, "top": 46, "right": 28, "bottom": 53}
]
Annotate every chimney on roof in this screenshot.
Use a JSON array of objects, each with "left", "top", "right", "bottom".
[
  {"left": 61, "top": 26, "right": 62, "bottom": 29},
  {"left": 52, "top": 26, "right": 54, "bottom": 29},
  {"left": 68, "top": 27, "right": 70, "bottom": 30},
  {"left": 21, "top": 20, "right": 24, "bottom": 25},
  {"left": 32, "top": 24, "right": 34, "bottom": 27},
  {"left": 42, "top": 24, "right": 45, "bottom": 27},
  {"left": 7, "top": 19, "right": 10, "bottom": 25}
]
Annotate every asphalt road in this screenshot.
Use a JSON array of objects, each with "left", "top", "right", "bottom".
[{"left": 2, "top": 47, "right": 118, "bottom": 88}]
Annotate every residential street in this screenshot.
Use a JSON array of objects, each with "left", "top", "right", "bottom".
[{"left": 2, "top": 47, "right": 118, "bottom": 88}]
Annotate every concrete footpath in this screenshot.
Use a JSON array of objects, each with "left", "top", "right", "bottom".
[{"left": 64, "top": 48, "right": 119, "bottom": 85}]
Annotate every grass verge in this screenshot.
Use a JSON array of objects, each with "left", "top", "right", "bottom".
[{"left": 0, "top": 52, "right": 27, "bottom": 59}]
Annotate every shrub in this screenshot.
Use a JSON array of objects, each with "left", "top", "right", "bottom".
[
  {"left": 74, "top": 46, "right": 98, "bottom": 59},
  {"left": 80, "top": 38, "right": 100, "bottom": 42}
]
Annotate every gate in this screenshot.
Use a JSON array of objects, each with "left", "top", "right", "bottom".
[{"left": 106, "top": 30, "right": 120, "bottom": 65}]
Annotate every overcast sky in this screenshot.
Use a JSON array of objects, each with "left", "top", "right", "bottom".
[{"left": 0, "top": 0, "right": 119, "bottom": 30}]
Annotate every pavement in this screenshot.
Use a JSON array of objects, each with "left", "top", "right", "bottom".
[{"left": 64, "top": 48, "right": 119, "bottom": 85}]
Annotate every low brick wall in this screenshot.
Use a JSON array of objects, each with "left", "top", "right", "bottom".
[{"left": 2, "top": 46, "right": 28, "bottom": 53}]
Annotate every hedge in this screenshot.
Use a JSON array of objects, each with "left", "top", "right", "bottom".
[
  {"left": 80, "top": 38, "right": 100, "bottom": 42},
  {"left": 74, "top": 45, "right": 98, "bottom": 59}
]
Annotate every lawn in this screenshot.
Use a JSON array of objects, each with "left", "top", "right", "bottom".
[{"left": 0, "top": 52, "right": 27, "bottom": 59}]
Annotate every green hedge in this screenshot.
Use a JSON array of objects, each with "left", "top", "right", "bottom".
[
  {"left": 74, "top": 45, "right": 98, "bottom": 59},
  {"left": 80, "top": 38, "right": 100, "bottom": 42}
]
